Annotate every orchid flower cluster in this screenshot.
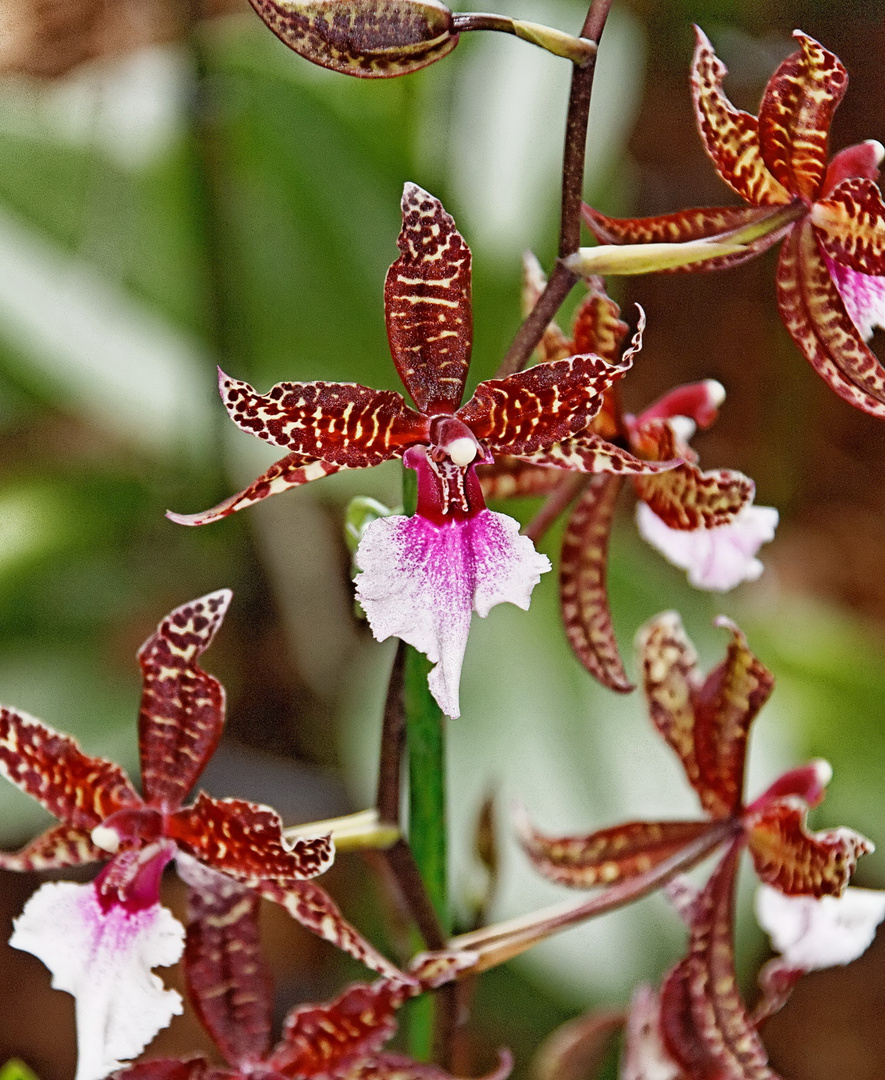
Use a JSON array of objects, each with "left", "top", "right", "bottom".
[{"left": 2, "top": 4, "right": 885, "bottom": 1080}]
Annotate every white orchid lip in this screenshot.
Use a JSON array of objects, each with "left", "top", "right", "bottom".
[{"left": 91, "top": 825, "right": 122, "bottom": 854}]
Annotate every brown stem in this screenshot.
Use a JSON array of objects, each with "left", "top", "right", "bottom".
[
  {"left": 523, "top": 473, "right": 588, "bottom": 543},
  {"left": 496, "top": 0, "right": 613, "bottom": 379},
  {"left": 376, "top": 642, "right": 406, "bottom": 825}
]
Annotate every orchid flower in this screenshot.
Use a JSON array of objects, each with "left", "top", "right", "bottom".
[
  {"left": 480, "top": 266, "right": 777, "bottom": 692},
  {"left": 0, "top": 591, "right": 399, "bottom": 1080},
  {"left": 115, "top": 860, "right": 512, "bottom": 1080},
  {"left": 517, "top": 612, "right": 874, "bottom": 1080},
  {"left": 169, "top": 185, "right": 674, "bottom": 718},
  {"left": 580, "top": 28, "right": 885, "bottom": 419}
]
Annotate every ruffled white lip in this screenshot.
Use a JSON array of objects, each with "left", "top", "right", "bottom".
[
  {"left": 636, "top": 501, "right": 779, "bottom": 592},
  {"left": 10, "top": 880, "right": 184, "bottom": 1080},
  {"left": 355, "top": 508, "right": 551, "bottom": 718}
]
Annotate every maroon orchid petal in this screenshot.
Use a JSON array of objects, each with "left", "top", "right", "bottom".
[
  {"left": 821, "top": 139, "right": 883, "bottom": 196},
  {"left": 345, "top": 1051, "right": 513, "bottom": 1080},
  {"left": 476, "top": 457, "right": 566, "bottom": 500},
  {"left": 267, "top": 979, "right": 413, "bottom": 1078},
  {"left": 0, "top": 706, "right": 140, "bottom": 831},
  {"left": 811, "top": 177, "right": 885, "bottom": 276},
  {"left": 167, "top": 454, "right": 350, "bottom": 527},
  {"left": 514, "top": 431, "right": 679, "bottom": 476},
  {"left": 570, "top": 281, "right": 630, "bottom": 364},
  {"left": 0, "top": 822, "right": 103, "bottom": 872},
  {"left": 169, "top": 792, "right": 333, "bottom": 883},
  {"left": 637, "top": 380, "right": 725, "bottom": 430},
  {"left": 137, "top": 591, "right": 231, "bottom": 813},
  {"left": 458, "top": 352, "right": 632, "bottom": 455},
  {"left": 692, "top": 618, "right": 774, "bottom": 819},
  {"left": 219, "top": 370, "right": 427, "bottom": 462},
  {"left": 660, "top": 844, "right": 777, "bottom": 1080},
  {"left": 757, "top": 32, "right": 847, "bottom": 202},
  {"left": 746, "top": 797, "right": 873, "bottom": 898},
  {"left": 254, "top": 878, "right": 405, "bottom": 978},
  {"left": 182, "top": 862, "right": 273, "bottom": 1069},
  {"left": 776, "top": 220, "right": 885, "bottom": 417},
  {"left": 517, "top": 812, "right": 712, "bottom": 888},
  {"left": 385, "top": 183, "right": 473, "bottom": 415},
  {"left": 691, "top": 27, "right": 790, "bottom": 207},
  {"left": 113, "top": 1059, "right": 218, "bottom": 1080},
  {"left": 582, "top": 203, "right": 782, "bottom": 272},
  {"left": 559, "top": 473, "right": 632, "bottom": 692}
]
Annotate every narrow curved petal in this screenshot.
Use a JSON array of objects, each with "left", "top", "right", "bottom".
[
  {"left": 570, "top": 281, "right": 630, "bottom": 363},
  {"left": 169, "top": 792, "right": 334, "bottom": 883},
  {"left": 355, "top": 509, "right": 550, "bottom": 718},
  {"left": 636, "top": 380, "right": 726, "bottom": 430},
  {"left": 458, "top": 352, "right": 632, "bottom": 455},
  {"left": 179, "top": 861, "right": 273, "bottom": 1068},
  {"left": 635, "top": 502, "right": 778, "bottom": 591},
  {"left": 137, "top": 591, "right": 231, "bottom": 812},
  {"left": 514, "top": 432, "right": 679, "bottom": 476},
  {"left": 746, "top": 797, "right": 873, "bottom": 897},
  {"left": 812, "top": 178, "right": 885, "bottom": 275},
  {"left": 476, "top": 457, "right": 565, "bottom": 500},
  {"left": 0, "top": 822, "right": 102, "bottom": 872},
  {"left": 758, "top": 31, "right": 847, "bottom": 202},
  {"left": 691, "top": 27, "right": 790, "bottom": 207},
  {"left": 385, "top": 183, "right": 473, "bottom": 414},
  {"left": 0, "top": 706, "right": 140, "bottom": 830},
  {"left": 219, "top": 370, "right": 426, "bottom": 461},
  {"left": 776, "top": 221, "right": 885, "bottom": 417},
  {"left": 826, "top": 255, "right": 885, "bottom": 342},
  {"left": 582, "top": 204, "right": 781, "bottom": 272},
  {"left": 660, "top": 845, "right": 776, "bottom": 1080},
  {"left": 559, "top": 473, "right": 632, "bottom": 692},
  {"left": 517, "top": 811, "right": 711, "bottom": 888},
  {"left": 10, "top": 880, "right": 185, "bottom": 1080},
  {"left": 167, "top": 453, "right": 351, "bottom": 526},
  {"left": 755, "top": 883, "right": 885, "bottom": 972},
  {"left": 253, "top": 877, "right": 405, "bottom": 978}
]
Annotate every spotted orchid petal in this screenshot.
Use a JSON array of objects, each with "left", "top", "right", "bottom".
[
  {"left": 514, "top": 431, "right": 679, "bottom": 476},
  {"left": 812, "top": 177, "right": 885, "bottom": 276},
  {"left": 355, "top": 452, "right": 551, "bottom": 718},
  {"left": 636, "top": 501, "right": 779, "bottom": 592},
  {"left": 516, "top": 809, "right": 712, "bottom": 889},
  {"left": 0, "top": 822, "right": 103, "bottom": 872},
  {"left": 756, "top": 883, "right": 885, "bottom": 973},
  {"left": 10, "top": 878, "right": 185, "bottom": 1080},
  {"left": 691, "top": 27, "right": 790, "bottom": 207},
  {"left": 559, "top": 473, "right": 632, "bottom": 692},
  {"left": 825, "top": 253, "right": 885, "bottom": 342},
  {"left": 746, "top": 796, "right": 873, "bottom": 897},
  {"left": 385, "top": 184, "right": 473, "bottom": 414},
  {"left": 476, "top": 457, "right": 566, "bottom": 501},
  {"left": 0, "top": 706, "right": 141, "bottom": 833},
  {"left": 777, "top": 220, "right": 885, "bottom": 417},
  {"left": 757, "top": 31, "right": 847, "bottom": 202},
  {"left": 137, "top": 590, "right": 232, "bottom": 812}
]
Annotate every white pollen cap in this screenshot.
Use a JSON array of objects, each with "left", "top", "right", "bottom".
[
  {"left": 91, "top": 825, "right": 121, "bottom": 854},
  {"left": 669, "top": 416, "right": 697, "bottom": 444},
  {"left": 704, "top": 379, "right": 727, "bottom": 407},
  {"left": 812, "top": 758, "right": 834, "bottom": 789},
  {"left": 866, "top": 139, "right": 885, "bottom": 166},
  {"left": 447, "top": 436, "right": 479, "bottom": 467}
]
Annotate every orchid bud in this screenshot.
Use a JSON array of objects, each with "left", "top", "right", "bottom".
[{"left": 249, "top": 0, "right": 458, "bottom": 77}]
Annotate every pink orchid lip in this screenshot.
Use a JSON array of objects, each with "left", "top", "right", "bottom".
[{"left": 94, "top": 840, "right": 177, "bottom": 914}]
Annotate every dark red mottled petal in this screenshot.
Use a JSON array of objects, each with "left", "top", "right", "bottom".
[
  {"left": 692, "top": 618, "right": 774, "bottom": 818},
  {"left": 746, "top": 797, "right": 873, "bottom": 897},
  {"left": 0, "top": 706, "right": 140, "bottom": 830},
  {"left": 167, "top": 453, "right": 351, "bottom": 527},
  {"left": 476, "top": 457, "right": 565, "bottom": 500},
  {"left": 758, "top": 31, "right": 847, "bottom": 202},
  {"left": 220, "top": 371, "right": 427, "bottom": 461},
  {"left": 458, "top": 353, "right": 631, "bottom": 455},
  {"left": 559, "top": 473, "right": 631, "bottom": 692},
  {"left": 691, "top": 27, "right": 790, "bottom": 207},
  {"left": 247, "top": 0, "right": 458, "bottom": 79},
  {"left": 570, "top": 281, "right": 630, "bottom": 364},
  {"left": 182, "top": 861, "right": 273, "bottom": 1068},
  {"left": 345, "top": 1051, "right": 513, "bottom": 1080},
  {"left": 0, "top": 822, "right": 103, "bottom": 872},
  {"left": 636, "top": 613, "right": 703, "bottom": 798},
  {"left": 582, "top": 203, "right": 781, "bottom": 272},
  {"left": 267, "top": 979, "right": 413, "bottom": 1077},
  {"left": 254, "top": 878, "right": 405, "bottom": 978},
  {"left": 138, "top": 591, "right": 231, "bottom": 812},
  {"left": 776, "top": 220, "right": 885, "bottom": 417},
  {"left": 514, "top": 432, "right": 679, "bottom": 476},
  {"left": 517, "top": 813, "right": 712, "bottom": 888},
  {"left": 660, "top": 844, "right": 776, "bottom": 1080},
  {"left": 385, "top": 183, "right": 473, "bottom": 414},
  {"left": 812, "top": 177, "right": 885, "bottom": 276},
  {"left": 170, "top": 792, "right": 334, "bottom": 883}
]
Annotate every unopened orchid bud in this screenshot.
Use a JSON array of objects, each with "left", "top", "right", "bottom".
[{"left": 249, "top": 0, "right": 458, "bottom": 77}]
